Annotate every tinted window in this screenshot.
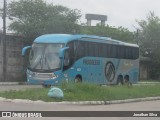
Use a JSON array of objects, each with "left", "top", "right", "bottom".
[{"left": 68, "top": 40, "right": 139, "bottom": 60}]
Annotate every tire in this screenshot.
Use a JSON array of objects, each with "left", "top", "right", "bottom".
[
  {"left": 117, "top": 76, "right": 123, "bottom": 86},
  {"left": 126, "top": 81, "right": 132, "bottom": 88},
  {"left": 74, "top": 76, "right": 82, "bottom": 83},
  {"left": 124, "top": 75, "right": 132, "bottom": 87}
]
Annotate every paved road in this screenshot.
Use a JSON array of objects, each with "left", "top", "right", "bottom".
[{"left": 0, "top": 100, "right": 160, "bottom": 120}]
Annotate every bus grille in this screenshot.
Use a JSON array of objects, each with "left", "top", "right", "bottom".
[{"left": 31, "top": 72, "right": 56, "bottom": 80}]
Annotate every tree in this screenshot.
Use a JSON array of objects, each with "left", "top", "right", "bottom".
[
  {"left": 137, "top": 12, "right": 160, "bottom": 79},
  {"left": 81, "top": 25, "right": 134, "bottom": 43},
  {"left": 7, "top": 0, "right": 81, "bottom": 42}
]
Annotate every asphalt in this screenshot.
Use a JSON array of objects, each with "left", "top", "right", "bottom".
[{"left": 0, "top": 82, "right": 160, "bottom": 105}]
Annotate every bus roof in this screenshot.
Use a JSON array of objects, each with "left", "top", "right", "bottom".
[{"left": 34, "top": 34, "right": 138, "bottom": 47}]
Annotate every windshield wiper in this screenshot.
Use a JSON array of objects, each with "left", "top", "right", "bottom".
[
  {"left": 44, "top": 55, "right": 51, "bottom": 69},
  {"left": 32, "top": 55, "right": 43, "bottom": 70}
]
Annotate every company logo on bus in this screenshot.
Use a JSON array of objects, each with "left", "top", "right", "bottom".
[
  {"left": 105, "top": 62, "right": 115, "bottom": 81},
  {"left": 83, "top": 59, "right": 100, "bottom": 65}
]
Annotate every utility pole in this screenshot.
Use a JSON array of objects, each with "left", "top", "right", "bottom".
[
  {"left": 136, "top": 29, "right": 139, "bottom": 45},
  {"left": 2, "top": 0, "right": 7, "bottom": 81}
]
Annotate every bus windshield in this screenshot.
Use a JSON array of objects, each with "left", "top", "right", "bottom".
[{"left": 29, "top": 43, "right": 64, "bottom": 71}]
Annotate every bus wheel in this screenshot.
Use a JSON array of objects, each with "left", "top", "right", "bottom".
[
  {"left": 117, "top": 76, "right": 123, "bottom": 86},
  {"left": 74, "top": 76, "right": 82, "bottom": 83},
  {"left": 124, "top": 75, "right": 132, "bottom": 87},
  {"left": 127, "top": 82, "right": 132, "bottom": 87}
]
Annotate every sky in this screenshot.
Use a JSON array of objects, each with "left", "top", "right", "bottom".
[{"left": 0, "top": 0, "right": 160, "bottom": 32}]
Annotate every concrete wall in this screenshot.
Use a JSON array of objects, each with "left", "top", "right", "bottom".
[
  {"left": 0, "top": 34, "right": 25, "bottom": 82},
  {"left": 139, "top": 59, "right": 150, "bottom": 80},
  {"left": 140, "top": 63, "right": 148, "bottom": 80}
]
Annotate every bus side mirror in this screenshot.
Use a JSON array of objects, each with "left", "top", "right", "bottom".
[
  {"left": 59, "top": 47, "right": 69, "bottom": 59},
  {"left": 63, "top": 51, "right": 70, "bottom": 66},
  {"left": 22, "top": 46, "right": 31, "bottom": 56}
]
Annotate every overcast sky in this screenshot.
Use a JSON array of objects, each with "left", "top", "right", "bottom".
[
  {"left": 0, "top": 0, "right": 160, "bottom": 32},
  {"left": 47, "top": 0, "right": 160, "bottom": 31}
]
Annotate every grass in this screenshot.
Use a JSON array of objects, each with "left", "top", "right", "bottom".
[{"left": 0, "top": 83, "right": 160, "bottom": 102}]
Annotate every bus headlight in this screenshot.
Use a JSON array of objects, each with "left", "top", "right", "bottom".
[
  {"left": 27, "top": 70, "right": 33, "bottom": 77},
  {"left": 51, "top": 73, "right": 57, "bottom": 79},
  {"left": 64, "top": 74, "right": 68, "bottom": 78},
  {"left": 27, "top": 70, "right": 30, "bottom": 74}
]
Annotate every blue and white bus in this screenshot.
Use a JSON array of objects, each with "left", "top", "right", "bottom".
[{"left": 22, "top": 34, "right": 139, "bottom": 86}]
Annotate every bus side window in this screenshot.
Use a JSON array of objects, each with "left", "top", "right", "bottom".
[
  {"left": 97, "top": 43, "right": 102, "bottom": 57},
  {"left": 88, "top": 42, "right": 93, "bottom": 56},
  {"left": 125, "top": 47, "right": 129, "bottom": 59},
  {"left": 112, "top": 45, "right": 116, "bottom": 58},
  {"left": 102, "top": 44, "right": 107, "bottom": 57},
  {"left": 79, "top": 41, "right": 84, "bottom": 58},
  {"left": 84, "top": 41, "right": 89, "bottom": 56},
  {"left": 133, "top": 47, "right": 139, "bottom": 59},
  {"left": 136, "top": 48, "right": 139, "bottom": 59},
  {"left": 107, "top": 44, "right": 111, "bottom": 58},
  {"left": 67, "top": 41, "right": 75, "bottom": 66}
]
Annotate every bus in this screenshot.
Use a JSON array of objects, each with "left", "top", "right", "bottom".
[{"left": 22, "top": 34, "right": 139, "bottom": 86}]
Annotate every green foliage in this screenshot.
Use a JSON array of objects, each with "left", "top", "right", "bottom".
[
  {"left": 137, "top": 12, "right": 160, "bottom": 79},
  {"left": 7, "top": 0, "right": 133, "bottom": 44},
  {"left": 7, "top": 0, "right": 81, "bottom": 42},
  {"left": 81, "top": 25, "right": 134, "bottom": 43}
]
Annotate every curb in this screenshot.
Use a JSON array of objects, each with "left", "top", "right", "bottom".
[
  {"left": 0, "top": 96, "right": 160, "bottom": 105},
  {"left": 138, "top": 82, "right": 160, "bottom": 84}
]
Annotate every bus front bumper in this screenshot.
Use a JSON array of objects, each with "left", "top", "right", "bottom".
[
  {"left": 27, "top": 78, "right": 60, "bottom": 85},
  {"left": 26, "top": 70, "right": 64, "bottom": 86}
]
